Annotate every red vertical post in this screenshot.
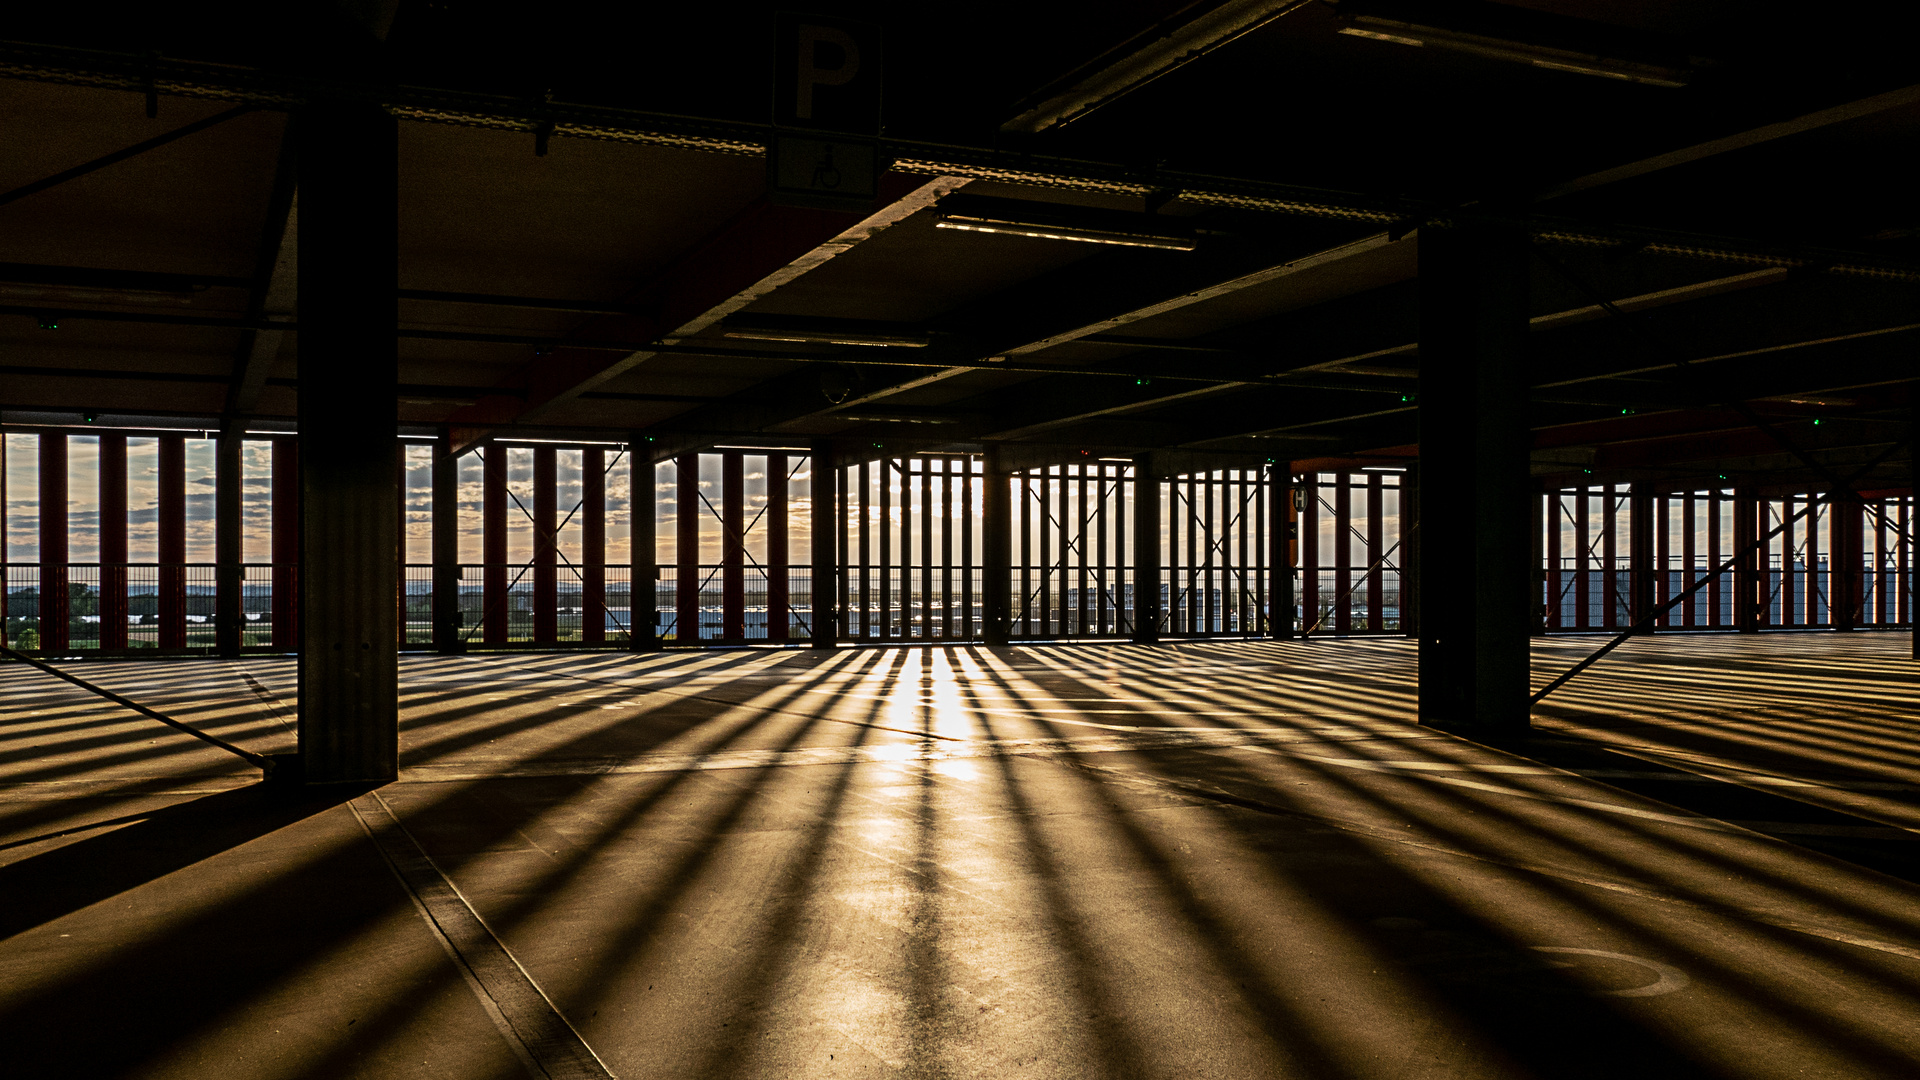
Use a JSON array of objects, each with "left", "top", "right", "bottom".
[
  {"left": 1706, "top": 490, "right": 1722, "bottom": 627},
  {"left": 533, "top": 446, "right": 557, "bottom": 643},
  {"left": 1734, "top": 485, "right": 1758, "bottom": 632},
  {"left": 1681, "top": 494, "right": 1696, "bottom": 627},
  {"left": 483, "top": 445, "right": 507, "bottom": 644},
  {"left": 1833, "top": 495, "right": 1862, "bottom": 630},
  {"left": 158, "top": 434, "right": 186, "bottom": 650},
  {"left": 99, "top": 435, "right": 129, "bottom": 650},
  {"left": 39, "top": 434, "right": 69, "bottom": 652},
  {"left": 582, "top": 448, "right": 606, "bottom": 645},
  {"left": 676, "top": 453, "right": 700, "bottom": 644},
  {"left": 1629, "top": 485, "right": 1655, "bottom": 635},
  {"left": 1574, "top": 489, "right": 1591, "bottom": 630},
  {"left": 1332, "top": 473, "right": 1352, "bottom": 634},
  {"left": 766, "top": 452, "right": 789, "bottom": 642},
  {"left": 1546, "top": 491, "right": 1562, "bottom": 631},
  {"left": 272, "top": 438, "right": 300, "bottom": 650},
  {"left": 722, "top": 450, "right": 745, "bottom": 641},
  {"left": 1366, "top": 472, "right": 1383, "bottom": 631},
  {"left": 1301, "top": 475, "right": 1319, "bottom": 631}
]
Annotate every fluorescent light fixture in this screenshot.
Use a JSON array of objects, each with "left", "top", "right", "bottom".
[
  {"left": 1336, "top": 27, "right": 1425, "bottom": 47},
  {"left": 1337, "top": 7, "right": 1695, "bottom": 88},
  {"left": 935, "top": 214, "right": 1198, "bottom": 251},
  {"left": 723, "top": 327, "right": 930, "bottom": 348},
  {"left": 933, "top": 193, "right": 1200, "bottom": 251}
]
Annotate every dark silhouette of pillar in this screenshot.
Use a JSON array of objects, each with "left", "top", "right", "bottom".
[
  {"left": 297, "top": 98, "right": 399, "bottom": 784},
  {"left": 483, "top": 445, "right": 507, "bottom": 645},
  {"left": 39, "top": 434, "right": 67, "bottom": 652},
  {"left": 722, "top": 451, "right": 745, "bottom": 642},
  {"left": 99, "top": 435, "right": 128, "bottom": 650},
  {"left": 630, "top": 438, "right": 658, "bottom": 650},
  {"left": 982, "top": 445, "right": 1012, "bottom": 646},
  {"left": 1268, "top": 465, "right": 1295, "bottom": 639},
  {"left": 1629, "top": 484, "right": 1656, "bottom": 635},
  {"left": 272, "top": 438, "right": 300, "bottom": 650},
  {"left": 582, "top": 447, "right": 607, "bottom": 645},
  {"left": 676, "top": 452, "right": 700, "bottom": 644},
  {"left": 1733, "top": 484, "right": 1759, "bottom": 633},
  {"left": 1132, "top": 454, "right": 1161, "bottom": 644},
  {"left": 431, "top": 434, "right": 461, "bottom": 653},
  {"left": 1416, "top": 220, "right": 1532, "bottom": 736},
  {"left": 1832, "top": 494, "right": 1862, "bottom": 631},
  {"left": 158, "top": 434, "right": 186, "bottom": 650},
  {"left": 810, "top": 441, "right": 838, "bottom": 648},
  {"left": 533, "top": 446, "right": 557, "bottom": 643},
  {"left": 766, "top": 452, "right": 789, "bottom": 643},
  {"left": 216, "top": 432, "right": 244, "bottom": 657}
]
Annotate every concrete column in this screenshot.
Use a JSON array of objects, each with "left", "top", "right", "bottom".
[
  {"left": 721, "top": 451, "right": 745, "bottom": 642},
  {"left": 216, "top": 431, "right": 243, "bottom": 657},
  {"left": 296, "top": 99, "right": 398, "bottom": 784},
  {"left": 582, "top": 447, "right": 607, "bottom": 645},
  {"left": 431, "top": 433, "right": 461, "bottom": 653},
  {"left": 1401, "top": 462, "right": 1419, "bottom": 637},
  {"left": 630, "top": 439, "right": 659, "bottom": 651},
  {"left": 1131, "top": 454, "right": 1161, "bottom": 644},
  {"left": 675, "top": 453, "right": 699, "bottom": 645},
  {"left": 1629, "top": 484, "right": 1655, "bottom": 634},
  {"left": 99, "top": 435, "right": 128, "bottom": 650},
  {"left": 272, "top": 439, "right": 300, "bottom": 650},
  {"left": 766, "top": 452, "right": 789, "bottom": 643},
  {"left": 1416, "top": 220, "right": 1532, "bottom": 736},
  {"left": 1268, "top": 465, "right": 1294, "bottom": 639},
  {"left": 810, "top": 441, "right": 838, "bottom": 649},
  {"left": 1733, "top": 484, "right": 1759, "bottom": 633},
  {"left": 39, "top": 434, "right": 67, "bottom": 653},
  {"left": 981, "top": 445, "right": 1012, "bottom": 646},
  {"left": 482, "top": 446, "right": 507, "bottom": 645},
  {"left": 533, "top": 447, "right": 557, "bottom": 643},
  {"left": 1832, "top": 494, "right": 1862, "bottom": 631},
  {"left": 1529, "top": 484, "right": 1546, "bottom": 636}
]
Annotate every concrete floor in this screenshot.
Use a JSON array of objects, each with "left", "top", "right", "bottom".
[{"left": 3, "top": 632, "right": 1919, "bottom": 1079}]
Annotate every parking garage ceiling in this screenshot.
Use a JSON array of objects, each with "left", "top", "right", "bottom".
[{"left": 0, "top": 0, "right": 1912, "bottom": 494}]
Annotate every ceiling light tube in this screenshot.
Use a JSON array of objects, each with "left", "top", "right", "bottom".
[
  {"left": 934, "top": 214, "right": 1198, "bottom": 251},
  {"left": 723, "top": 328, "right": 930, "bottom": 348},
  {"left": 1339, "top": 15, "right": 1693, "bottom": 88}
]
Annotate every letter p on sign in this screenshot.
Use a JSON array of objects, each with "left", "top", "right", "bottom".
[{"left": 774, "top": 13, "right": 881, "bottom": 135}]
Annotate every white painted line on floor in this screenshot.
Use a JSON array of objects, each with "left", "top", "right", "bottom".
[{"left": 348, "top": 791, "right": 616, "bottom": 1080}]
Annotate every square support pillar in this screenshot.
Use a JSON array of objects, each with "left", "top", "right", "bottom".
[
  {"left": 272, "top": 439, "right": 300, "bottom": 651},
  {"left": 1629, "top": 484, "right": 1656, "bottom": 635},
  {"left": 1832, "top": 494, "right": 1863, "bottom": 631},
  {"left": 981, "top": 445, "right": 1012, "bottom": 646},
  {"left": 582, "top": 447, "right": 607, "bottom": 645},
  {"left": 482, "top": 445, "right": 507, "bottom": 645},
  {"left": 99, "top": 435, "right": 129, "bottom": 651},
  {"left": 1268, "top": 465, "right": 1295, "bottom": 639},
  {"left": 1401, "top": 463, "right": 1419, "bottom": 637},
  {"left": 296, "top": 99, "right": 399, "bottom": 785},
  {"left": 1416, "top": 220, "right": 1532, "bottom": 736},
  {"left": 39, "top": 434, "right": 68, "bottom": 653},
  {"left": 721, "top": 451, "right": 745, "bottom": 642},
  {"left": 1733, "top": 484, "right": 1759, "bottom": 633},
  {"left": 676, "top": 453, "right": 700, "bottom": 645},
  {"left": 630, "top": 437, "right": 659, "bottom": 651},
  {"left": 532, "top": 446, "right": 557, "bottom": 643},
  {"left": 810, "top": 442, "right": 838, "bottom": 648},
  {"left": 766, "top": 452, "right": 789, "bottom": 643},
  {"left": 1131, "top": 454, "right": 1161, "bottom": 644},
  {"left": 157, "top": 435, "right": 187, "bottom": 650},
  {"left": 216, "top": 431, "right": 244, "bottom": 657},
  {"left": 431, "top": 434, "right": 461, "bottom": 653}
]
